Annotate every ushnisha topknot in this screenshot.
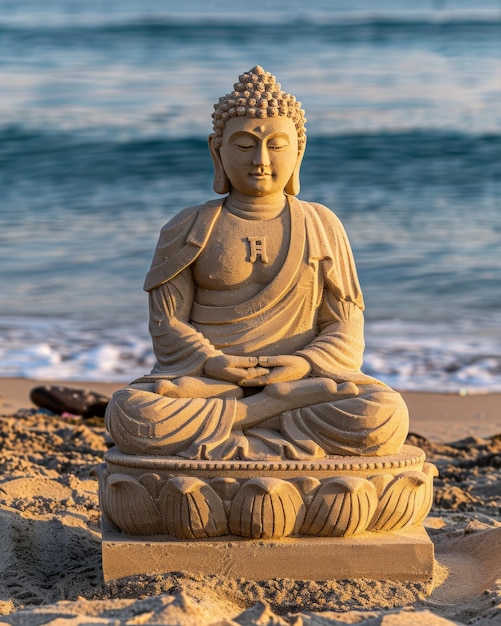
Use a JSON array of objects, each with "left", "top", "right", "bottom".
[{"left": 211, "top": 65, "right": 307, "bottom": 150}]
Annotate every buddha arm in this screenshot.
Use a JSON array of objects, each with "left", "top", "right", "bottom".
[
  {"left": 295, "top": 291, "right": 365, "bottom": 379},
  {"left": 293, "top": 202, "right": 369, "bottom": 380},
  {"left": 149, "top": 268, "right": 222, "bottom": 377}
]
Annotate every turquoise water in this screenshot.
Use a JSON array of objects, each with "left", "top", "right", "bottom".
[{"left": 1, "top": 0, "right": 500, "bottom": 391}]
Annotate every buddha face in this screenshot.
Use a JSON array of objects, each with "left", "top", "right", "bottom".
[{"left": 218, "top": 116, "right": 300, "bottom": 199}]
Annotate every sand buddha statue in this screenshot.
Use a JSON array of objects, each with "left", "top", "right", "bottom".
[
  {"left": 98, "top": 69, "right": 435, "bottom": 576},
  {"left": 105, "top": 66, "right": 409, "bottom": 461}
]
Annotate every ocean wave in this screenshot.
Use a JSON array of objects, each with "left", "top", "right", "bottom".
[
  {"left": 1, "top": 316, "right": 500, "bottom": 393},
  {"left": 1, "top": 6, "right": 501, "bottom": 32},
  {"left": 1, "top": 16, "right": 501, "bottom": 49},
  {"left": 2, "top": 124, "right": 499, "bottom": 327},
  {"left": 0, "top": 317, "right": 152, "bottom": 383},
  {"left": 364, "top": 319, "right": 501, "bottom": 394},
  {"left": 2, "top": 126, "right": 500, "bottom": 187},
  {"left": 0, "top": 127, "right": 212, "bottom": 189}
]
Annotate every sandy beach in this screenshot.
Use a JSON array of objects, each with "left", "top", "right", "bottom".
[
  {"left": 2, "top": 378, "right": 500, "bottom": 443},
  {"left": 0, "top": 377, "right": 500, "bottom": 625}
]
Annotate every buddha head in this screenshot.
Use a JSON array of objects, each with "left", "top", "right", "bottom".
[{"left": 209, "top": 66, "right": 307, "bottom": 197}]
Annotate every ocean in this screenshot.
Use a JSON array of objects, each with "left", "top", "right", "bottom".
[{"left": 1, "top": 0, "right": 500, "bottom": 393}]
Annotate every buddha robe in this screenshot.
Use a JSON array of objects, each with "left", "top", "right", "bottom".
[{"left": 105, "top": 197, "right": 408, "bottom": 460}]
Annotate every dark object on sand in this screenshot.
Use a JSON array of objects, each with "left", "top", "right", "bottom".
[{"left": 30, "top": 385, "right": 110, "bottom": 418}]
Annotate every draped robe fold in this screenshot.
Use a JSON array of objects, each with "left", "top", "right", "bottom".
[{"left": 105, "top": 197, "right": 408, "bottom": 460}]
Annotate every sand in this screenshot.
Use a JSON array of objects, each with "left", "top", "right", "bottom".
[{"left": 0, "top": 378, "right": 500, "bottom": 625}]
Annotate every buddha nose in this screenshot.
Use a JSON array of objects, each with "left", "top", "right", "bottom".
[{"left": 252, "top": 143, "right": 270, "bottom": 167}]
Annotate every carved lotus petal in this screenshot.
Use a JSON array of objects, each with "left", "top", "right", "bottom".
[
  {"left": 210, "top": 477, "right": 241, "bottom": 516},
  {"left": 159, "top": 477, "right": 228, "bottom": 539},
  {"left": 368, "top": 473, "right": 394, "bottom": 498},
  {"left": 300, "top": 476, "right": 378, "bottom": 537},
  {"left": 104, "top": 473, "right": 161, "bottom": 535},
  {"left": 91, "top": 463, "right": 111, "bottom": 522},
  {"left": 414, "top": 462, "right": 439, "bottom": 525},
  {"left": 368, "top": 471, "right": 429, "bottom": 532},
  {"left": 291, "top": 476, "right": 321, "bottom": 506},
  {"left": 229, "top": 477, "right": 305, "bottom": 539},
  {"left": 138, "top": 473, "right": 163, "bottom": 500}
]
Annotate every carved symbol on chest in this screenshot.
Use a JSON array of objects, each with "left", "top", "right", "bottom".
[{"left": 247, "top": 236, "right": 269, "bottom": 264}]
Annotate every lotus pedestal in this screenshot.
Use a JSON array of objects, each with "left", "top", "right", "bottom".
[{"left": 95, "top": 445, "right": 437, "bottom": 582}]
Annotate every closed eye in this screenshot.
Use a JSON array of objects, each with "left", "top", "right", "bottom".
[
  {"left": 236, "top": 144, "right": 255, "bottom": 150},
  {"left": 268, "top": 143, "right": 288, "bottom": 150}
]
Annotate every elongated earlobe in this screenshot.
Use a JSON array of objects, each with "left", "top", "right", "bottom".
[
  {"left": 209, "top": 135, "right": 230, "bottom": 194},
  {"left": 285, "top": 140, "right": 306, "bottom": 196}
]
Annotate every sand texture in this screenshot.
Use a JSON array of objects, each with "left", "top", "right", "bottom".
[{"left": 0, "top": 380, "right": 500, "bottom": 625}]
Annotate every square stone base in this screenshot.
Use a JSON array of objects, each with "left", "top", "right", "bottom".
[{"left": 101, "top": 522, "right": 434, "bottom": 582}]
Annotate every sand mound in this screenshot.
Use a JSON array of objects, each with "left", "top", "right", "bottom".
[{"left": 0, "top": 411, "right": 499, "bottom": 625}]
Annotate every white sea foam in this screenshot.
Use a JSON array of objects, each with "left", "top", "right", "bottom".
[
  {"left": 364, "top": 319, "right": 501, "bottom": 393},
  {"left": 2, "top": 316, "right": 500, "bottom": 393},
  {"left": 0, "top": 317, "right": 152, "bottom": 383}
]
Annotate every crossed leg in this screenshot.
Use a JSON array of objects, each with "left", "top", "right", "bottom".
[{"left": 155, "top": 375, "right": 359, "bottom": 430}]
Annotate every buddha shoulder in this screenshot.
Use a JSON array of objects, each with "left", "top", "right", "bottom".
[
  {"left": 157, "top": 199, "right": 223, "bottom": 241},
  {"left": 144, "top": 200, "right": 223, "bottom": 292}
]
